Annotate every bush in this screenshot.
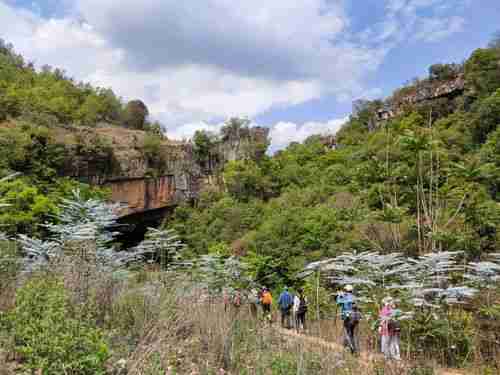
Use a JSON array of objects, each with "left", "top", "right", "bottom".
[
  {"left": 0, "top": 178, "right": 59, "bottom": 236},
  {"left": 10, "top": 277, "right": 109, "bottom": 374}
]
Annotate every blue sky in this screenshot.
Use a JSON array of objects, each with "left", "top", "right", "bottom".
[{"left": 1, "top": 0, "right": 499, "bottom": 150}]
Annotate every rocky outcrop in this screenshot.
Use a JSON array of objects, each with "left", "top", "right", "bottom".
[
  {"left": 376, "top": 74, "right": 465, "bottom": 122},
  {"left": 56, "top": 124, "right": 269, "bottom": 217},
  {"left": 218, "top": 126, "right": 270, "bottom": 162},
  {"left": 393, "top": 74, "right": 464, "bottom": 108},
  {"left": 110, "top": 176, "right": 176, "bottom": 216}
]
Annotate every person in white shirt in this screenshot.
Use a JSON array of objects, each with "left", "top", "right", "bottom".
[{"left": 293, "top": 293, "right": 301, "bottom": 329}]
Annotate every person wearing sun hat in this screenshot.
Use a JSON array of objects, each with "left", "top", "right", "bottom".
[
  {"left": 379, "top": 296, "right": 394, "bottom": 358},
  {"left": 336, "top": 284, "right": 356, "bottom": 352},
  {"left": 388, "top": 305, "right": 402, "bottom": 360}
]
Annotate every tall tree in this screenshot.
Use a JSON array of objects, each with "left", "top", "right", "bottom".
[{"left": 123, "top": 99, "right": 149, "bottom": 130}]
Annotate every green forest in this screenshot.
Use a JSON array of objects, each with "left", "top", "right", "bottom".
[
  {"left": 169, "top": 42, "right": 500, "bottom": 288},
  {"left": 1, "top": 35, "right": 500, "bottom": 374}
]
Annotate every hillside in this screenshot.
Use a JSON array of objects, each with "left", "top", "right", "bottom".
[
  {"left": 1, "top": 38, "right": 500, "bottom": 374},
  {"left": 0, "top": 40, "right": 269, "bottom": 232},
  {"left": 168, "top": 45, "right": 500, "bottom": 284}
]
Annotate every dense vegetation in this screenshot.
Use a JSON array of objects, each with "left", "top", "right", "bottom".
[
  {"left": 169, "top": 43, "right": 500, "bottom": 288},
  {"left": 0, "top": 40, "right": 167, "bottom": 236},
  {"left": 0, "top": 39, "right": 161, "bottom": 131}
]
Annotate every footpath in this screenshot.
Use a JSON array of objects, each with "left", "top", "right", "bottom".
[{"left": 276, "top": 326, "right": 465, "bottom": 375}]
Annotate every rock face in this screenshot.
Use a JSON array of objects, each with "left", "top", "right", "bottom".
[
  {"left": 109, "top": 176, "right": 176, "bottom": 216},
  {"left": 376, "top": 74, "right": 465, "bottom": 123},
  {"left": 57, "top": 124, "right": 268, "bottom": 217},
  {"left": 393, "top": 74, "right": 465, "bottom": 108},
  {"left": 218, "top": 126, "right": 270, "bottom": 162}
]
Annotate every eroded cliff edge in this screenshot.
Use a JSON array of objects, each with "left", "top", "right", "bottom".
[{"left": 48, "top": 123, "right": 269, "bottom": 216}]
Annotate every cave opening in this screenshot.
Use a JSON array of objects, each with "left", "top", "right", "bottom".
[{"left": 115, "top": 206, "right": 176, "bottom": 249}]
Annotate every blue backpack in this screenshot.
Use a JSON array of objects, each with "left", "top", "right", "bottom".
[{"left": 337, "top": 293, "right": 354, "bottom": 320}]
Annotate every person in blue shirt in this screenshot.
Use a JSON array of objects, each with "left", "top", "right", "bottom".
[
  {"left": 336, "top": 284, "right": 358, "bottom": 353},
  {"left": 278, "top": 287, "right": 293, "bottom": 328},
  {"left": 336, "top": 284, "right": 354, "bottom": 318}
]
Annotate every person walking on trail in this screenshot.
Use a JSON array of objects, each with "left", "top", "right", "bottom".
[
  {"left": 379, "top": 296, "right": 394, "bottom": 359},
  {"left": 295, "top": 289, "right": 308, "bottom": 331},
  {"left": 345, "top": 302, "right": 362, "bottom": 354},
  {"left": 336, "top": 285, "right": 356, "bottom": 352},
  {"left": 260, "top": 287, "right": 273, "bottom": 322},
  {"left": 278, "top": 287, "right": 293, "bottom": 328},
  {"left": 232, "top": 289, "right": 242, "bottom": 309},
  {"left": 293, "top": 292, "right": 301, "bottom": 329},
  {"left": 388, "top": 308, "right": 402, "bottom": 361}
]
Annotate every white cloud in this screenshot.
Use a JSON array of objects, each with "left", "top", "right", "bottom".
[
  {"left": 0, "top": 0, "right": 470, "bottom": 150},
  {"left": 359, "top": 0, "right": 467, "bottom": 47},
  {"left": 165, "top": 117, "right": 348, "bottom": 153},
  {"left": 0, "top": 0, "right": 381, "bottom": 131},
  {"left": 268, "top": 118, "right": 348, "bottom": 151},
  {"left": 165, "top": 121, "right": 225, "bottom": 142},
  {"left": 75, "top": 0, "right": 350, "bottom": 80},
  {"left": 414, "top": 16, "right": 465, "bottom": 43}
]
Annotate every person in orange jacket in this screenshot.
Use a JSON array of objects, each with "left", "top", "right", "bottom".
[{"left": 260, "top": 287, "right": 273, "bottom": 322}]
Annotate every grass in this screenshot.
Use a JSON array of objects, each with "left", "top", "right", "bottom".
[{"left": 0, "top": 268, "right": 499, "bottom": 374}]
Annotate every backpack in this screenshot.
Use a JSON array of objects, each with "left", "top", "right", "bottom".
[
  {"left": 346, "top": 310, "right": 361, "bottom": 329},
  {"left": 298, "top": 296, "right": 308, "bottom": 314},
  {"left": 262, "top": 292, "right": 272, "bottom": 305},
  {"left": 338, "top": 294, "right": 354, "bottom": 320},
  {"left": 280, "top": 292, "right": 292, "bottom": 310},
  {"left": 388, "top": 319, "right": 400, "bottom": 334}
]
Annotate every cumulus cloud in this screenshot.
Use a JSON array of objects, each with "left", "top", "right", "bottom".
[
  {"left": 0, "top": 2, "right": 122, "bottom": 79},
  {"left": 1, "top": 0, "right": 382, "bottom": 126},
  {"left": 166, "top": 121, "right": 226, "bottom": 142},
  {"left": 0, "top": 0, "right": 470, "bottom": 150},
  {"left": 268, "top": 118, "right": 348, "bottom": 151},
  {"left": 75, "top": 0, "right": 350, "bottom": 80}
]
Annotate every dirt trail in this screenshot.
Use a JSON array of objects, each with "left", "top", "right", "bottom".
[{"left": 276, "top": 327, "right": 464, "bottom": 375}]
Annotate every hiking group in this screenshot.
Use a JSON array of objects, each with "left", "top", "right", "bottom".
[
  {"left": 255, "top": 286, "right": 308, "bottom": 331},
  {"left": 336, "top": 284, "right": 401, "bottom": 360},
  {"left": 227, "top": 284, "right": 401, "bottom": 360}
]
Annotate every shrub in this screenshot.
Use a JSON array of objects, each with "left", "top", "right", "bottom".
[{"left": 10, "top": 277, "right": 109, "bottom": 374}]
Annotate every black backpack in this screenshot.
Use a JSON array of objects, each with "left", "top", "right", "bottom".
[
  {"left": 347, "top": 310, "right": 361, "bottom": 328},
  {"left": 298, "top": 296, "right": 308, "bottom": 314},
  {"left": 388, "top": 319, "right": 401, "bottom": 333}
]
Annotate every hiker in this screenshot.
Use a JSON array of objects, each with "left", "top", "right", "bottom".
[
  {"left": 260, "top": 287, "right": 273, "bottom": 322},
  {"left": 379, "top": 296, "right": 394, "bottom": 359},
  {"left": 388, "top": 305, "right": 402, "bottom": 361},
  {"left": 278, "top": 287, "right": 293, "bottom": 328},
  {"left": 336, "top": 285, "right": 356, "bottom": 352},
  {"left": 295, "top": 288, "right": 308, "bottom": 331},
  {"left": 293, "top": 292, "right": 300, "bottom": 329},
  {"left": 232, "top": 289, "right": 242, "bottom": 309},
  {"left": 345, "top": 302, "right": 362, "bottom": 354}
]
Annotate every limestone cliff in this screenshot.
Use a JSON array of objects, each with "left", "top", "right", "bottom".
[{"left": 53, "top": 124, "right": 268, "bottom": 216}]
